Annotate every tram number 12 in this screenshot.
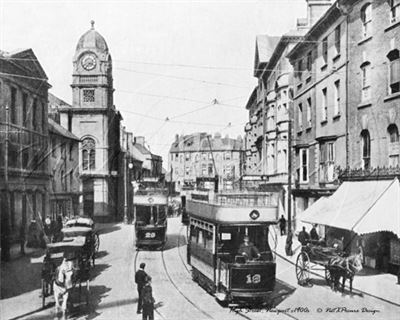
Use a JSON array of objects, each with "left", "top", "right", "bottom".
[
  {"left": 246, "top": 274, "right": 261, "bottom": 284},
  {"left": 145, "top": 232, "right": 156, "bottom": 238}
]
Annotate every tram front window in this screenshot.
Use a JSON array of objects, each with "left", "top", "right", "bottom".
[{"left": 217, "top": 226, "right": 272, "bottom": 263}]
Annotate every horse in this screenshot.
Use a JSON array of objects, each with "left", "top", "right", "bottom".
[
  {"left": 53, "top": 259, "right": 75, "bottom": 315},
  {"left": 327, "top": 253, "right": 363, "bottom": 293}
]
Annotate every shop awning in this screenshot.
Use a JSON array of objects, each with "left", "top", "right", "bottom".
[{"left": 300, "top": 178, "right": 400, "bottom": 236}]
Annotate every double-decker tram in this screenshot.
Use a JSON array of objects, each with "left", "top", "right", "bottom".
[
  {"left": 187, "top": 190, "right": 279, "bottom": 306},
  {"left": 134, "top": 179, "right": 168, "bottom": 249}
]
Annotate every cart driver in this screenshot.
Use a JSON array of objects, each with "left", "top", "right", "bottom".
[{"left": 238, "top": 235, "right": 260, "bottom": 261}]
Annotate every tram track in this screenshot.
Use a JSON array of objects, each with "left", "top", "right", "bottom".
[{"left": 160, "top": 246, "right": 215, "bottom": 319}]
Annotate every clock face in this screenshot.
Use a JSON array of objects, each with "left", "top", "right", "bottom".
[{"left": 81, "top": 54, "right": 96, "bottom": 70}]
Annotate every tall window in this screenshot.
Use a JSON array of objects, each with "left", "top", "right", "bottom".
[
  {"left": 300, "top": 149, "right": 309, "bottom": 182},
  {"left": 298, "top": 103, "right": 303, "bottom": 129},
  {"left": 82, "top": 137, "right": 96, "bottom": 170},
  {"left": 10, "top": 87, "right": 17, "bottom": 124},
  {"left": 321, "top": 88, "right": 327, "bottom": 121},
  {"left": 322, "top": 37, "right": 328, "bottom": 64},
  {"left": 22, "top": 93, "right": 28, "bottom": 126},
  {"left": 32, "top": 98, "right": 38, "bottom": 131},
  {"left": 361, "top": 130, "right": 371, "bottom": 169},
  {"left": 334, "top": 80, "right": 340, "bottom": 116},
  {"left": 185, "top": 153, "right": 190, "bottom": 161},
  {"left": 387, "top": 49, "right": 400, "bottom": 94},
  {"left": 307, "top": 97, "right": 312, "bottom": 127},
  {"left": 361, "top": 3, "right": 372, "bottom": 38},
  {"left": 208, "top": 164, "right": 213, "bottom": 176},
  {"left": 306, "top": 51, "right": 312, "bottom": 71},
  {"left": 201, "top": 164, "right": 207, "bottom": 176},
  {"left": 298, "top": 59, "right": 303, "bottom": 80},
  {"left": 361, "top": 62, "right": 371, "bottom": 101},
  {"left": 334, "top": 24, "right": 341, "bottom": 55},
  {"left": 391, "top": 0, "right": 400, "bottom": 22},
  {"left": 388, "top": 124, "right": 400, "bottom": 167}
]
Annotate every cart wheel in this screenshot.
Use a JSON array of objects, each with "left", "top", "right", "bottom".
[
  {"left": 41, "top": 279, "right": 46, "bottom": 308},
  {"left": 94, "top": 233, "right": 100, "bottom": 252},
  {"left": 325, "top": 267, "right": 332, "bottom": 285},
  {"left": 295, "top": 252, "right": 310, "bottom": 284}
]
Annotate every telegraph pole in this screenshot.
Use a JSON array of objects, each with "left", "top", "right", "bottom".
[{"left": 1, "top": 106, "right": 11, "bottom": 261}]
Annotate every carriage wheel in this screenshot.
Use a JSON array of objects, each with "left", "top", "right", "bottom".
[
  {"left": 295, "top": 252, "right": 310, "bottom": 283},
  {"left": 41, "top": 279, "right": 46, "bottom": 308},
  {"left": 325, "top": 267, "right": 333, "bottom": 286},
  {"left": 94, "top": 233, "right": 100, "bottom": 252}
]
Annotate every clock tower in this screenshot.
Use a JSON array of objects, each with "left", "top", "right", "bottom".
[{"left": 59, "top": 21, "right": 122, "bottom": 221}]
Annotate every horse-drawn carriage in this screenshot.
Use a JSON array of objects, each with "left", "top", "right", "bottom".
[
  {"left": 62, "top": 216, "right": 100, "bottom": 265},
  {"left": 295, "top": 241, "right": 363, "bottom": 292},
  {"left": 41, "top": 237, "right": 91, "bottom": 311}
]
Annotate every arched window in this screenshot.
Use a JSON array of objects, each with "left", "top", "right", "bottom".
[
  {"left": 388, "top": 124, "right": 400, "bottom": 167},
  {"left": 82, "top": 138, "right": 96, "bottom": 170},
  {"left": 361, "top": 3, "right": 372, "bottom": 38},
  {"left": 387, "top": 49, "right": 400, "bottom": 94},
  {"left": 361, "top": 130, "right": 371, "bottom": 169}
]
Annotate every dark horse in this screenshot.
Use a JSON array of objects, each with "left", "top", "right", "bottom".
[{"left": 327, "top": 253, "right": 363, "bottom": 293}]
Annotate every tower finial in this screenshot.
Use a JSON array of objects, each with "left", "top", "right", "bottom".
[{"left": 90, "top": 20, "right": 95, "bottom": 29}]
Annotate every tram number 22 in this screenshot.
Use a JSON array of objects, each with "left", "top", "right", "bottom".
[
  {"left": 145, "top": 232, "right": 156, "bottom": 238},
  {"left": 246, "top": 274, "right": 261, "bottom": 284}
]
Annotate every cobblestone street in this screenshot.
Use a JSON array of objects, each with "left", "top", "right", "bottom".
[{"left": 1, "top": 217, "right": 399, "bottom": 320}]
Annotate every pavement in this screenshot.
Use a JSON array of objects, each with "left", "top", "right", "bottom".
[{"left": 273, "top": 231, "right": 400, "bottom": 307}]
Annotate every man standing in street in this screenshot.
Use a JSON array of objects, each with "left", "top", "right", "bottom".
[
  {"left": 298, "top": 226, "right": 310, "bottom": 246},
  {"left": 278, "top": 215, "right": 286, "bottom": 236},
  {"left": 135, "top": 262, "right": 148, "bottom": 314},
  {"left": 142, "top": 276, "right": 155, "bottom": 320}
]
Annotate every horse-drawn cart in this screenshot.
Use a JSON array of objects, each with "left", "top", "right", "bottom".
[
  {"left": 295, "top": 242, "right": 342, "bottom": 285},
  {"left": 295, "top": 242, "right": 363, "bottom": 292},
  {"left": 41, "top": 236, "right": 91, "bottom": 310}
]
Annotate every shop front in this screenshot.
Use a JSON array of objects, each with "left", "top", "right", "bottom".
[{"left": 300, "top": 178, "right": 400, "bottom": 275}]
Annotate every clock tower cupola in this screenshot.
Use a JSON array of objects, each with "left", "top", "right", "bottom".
[{"left": 72, "top": 21, "right": 113, "bottom": 109}]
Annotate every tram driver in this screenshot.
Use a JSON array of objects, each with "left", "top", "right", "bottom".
[{"left": 238, "top": 235, "right": 261, "bottom": 261}]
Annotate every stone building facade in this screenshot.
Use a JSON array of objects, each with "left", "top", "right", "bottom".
[
  {"left": 58, "top": 22, "right": 122, "bottom": 221},
  {"left": 288, "top": 3, "right": 347, "bottom": 221},
  {"left": 346, "top": 0, "right": 400, "bottom": 169},
  {"left": 48, "top": 94, "right": 80, "bottom": 219},
  {"left": 0, "top": 49, "right": 51, "bottom": 258},
  {"left": 169, "top": 132, "right": 243, "bottom": 192}
]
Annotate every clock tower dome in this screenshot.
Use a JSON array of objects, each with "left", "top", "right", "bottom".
[
  {"left": 59, "top": 21, "right": 122, "bottom": 221},
  {"left": 72, "top": 20, "right": 113, "bottom": 109}
]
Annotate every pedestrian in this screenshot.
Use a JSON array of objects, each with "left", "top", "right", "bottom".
[
  {"left": 298, "top": 226, "right": 310, "bottom": 246},
  {"left": 310, "top": 224, "right": 319, "bottom": 242},
  {"left": 135, "top": 262, "right": 148, "bottom": 314},
  {"left": 278, "top": 215, "right": 286, "bottom": 236},
  {"left": 141, "top": 276, "right": 155, "bottom": 320}
]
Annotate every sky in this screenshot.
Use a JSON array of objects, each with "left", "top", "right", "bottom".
[{"left": 0, "top": 0, "right": 306, "bottom": 165}]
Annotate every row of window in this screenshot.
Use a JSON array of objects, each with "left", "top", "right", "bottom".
[
  {"left": 177, "top": 164, "right": 234, "bottom": 177},
  {"left": 51, "top": 138, "right": 75, "bottom": 161},
  {"left": 1, "top": 83, "right": 46, "bottom": 132},
  {"left": 297, "top": 124, "right": 400, "bottom": 183},
  {"left": 171, "top": 151, "right": 234, "bottom": 162}
]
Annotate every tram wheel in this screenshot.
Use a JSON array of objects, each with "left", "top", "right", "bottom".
[{"left": 295, "top": 252, "right": 310, "bottom": 284}]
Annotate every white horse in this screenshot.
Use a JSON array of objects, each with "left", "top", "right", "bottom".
[{"left": 53, "top": 259, "right": 75, "bottom": 315}]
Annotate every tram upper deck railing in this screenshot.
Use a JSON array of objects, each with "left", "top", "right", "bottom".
[{"left": 189, "top": 190, "right": 278, "bottom": 208}]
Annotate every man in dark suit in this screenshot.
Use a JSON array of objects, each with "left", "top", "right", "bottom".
[
  {"left": 142, "top": 276, "right": 155, "bottom": 320},
  {"left": 135, "top": 262, "right": 148, "bottom": 314}
]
